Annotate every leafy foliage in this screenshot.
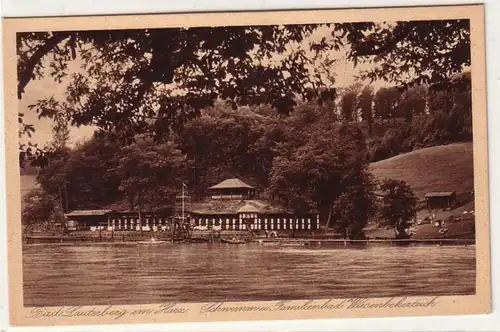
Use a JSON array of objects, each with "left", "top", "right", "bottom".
[
  {"left": 268, "top": 122, "right": 372, "bottom": 235},
  {"left": 345, "top": 20, "right": 471, "bottom": 89},
  {"left": 398, "top": 85, "right": 427, "bottom": 123},
  {"left": 373, "top": 87, "right": 402, "bottom": 124},
  {"left": 357, "top": 85, "right": 374, "bottom": 133},
  {"left": 19, "top": 25, "right": 342, "bottom": 146},
  {"left": 331, "top": 169, "right": 377, "bottom": 239},
  {"left": 378, "top": 179, "right": 417, "bottom": 239},
  {"left": 18, "top": 19, "right": 473, "bottom": 235},
  {"left": 17, "top": 19, "right": 471, "bottom": 165},
  {"left": 21, "top": 188, "right": 61, "bottom": 231},
  {"left": 340, "top": 84, "right": 361, "bottom": 122},
  {"left": 113, "top": 137, "right": 187, "bottom": 213},
  {"left": 176, "top": 104, "right": 284, "bottom": 197}
]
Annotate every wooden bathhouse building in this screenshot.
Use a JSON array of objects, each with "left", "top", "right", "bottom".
[
  {"left": 64, "top": 209, "right": 171, "bottom": 231},
  {"left": 189, "top": 178, "right": 320, "bottom": 232},
  {"left": 64, "top": 178, "right": 320, "bottom": 233}
]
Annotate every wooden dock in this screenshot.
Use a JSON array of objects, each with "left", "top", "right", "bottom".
[
  {"left": 23, "top": 232, "right": 173, "bottom": 244},
  {"left": 23, "top": 231, "right": 475, "bottom": 246},
  {"left": 253, "top": 238, "right": 475, "bottom": 246}
]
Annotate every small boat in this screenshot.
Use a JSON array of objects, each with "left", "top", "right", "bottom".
[
  {"left": 221, "top": 237, "right": 246, "bottom": 244},
  {"left": 138, "top": 237, "right": 166, "bottom": 244}
]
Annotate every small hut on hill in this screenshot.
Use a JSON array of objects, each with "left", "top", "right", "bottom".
[{"left": 424, "top": 191, "right": 457, "bottom": 210}]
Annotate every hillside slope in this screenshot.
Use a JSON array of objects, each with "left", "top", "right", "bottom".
[
  {"left": 368, "top": 142, "right": 475, "bottom": 239},
  {"left": 369, "top": 142, "right": 474, "bottom": 199}
]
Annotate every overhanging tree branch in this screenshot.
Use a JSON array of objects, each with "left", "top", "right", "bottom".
[
  {"left": 18, "top": 32, "right": 72, "bottom": 99},
  {"left": 349, "top": 24, "right": 414, "bottom": 58}
]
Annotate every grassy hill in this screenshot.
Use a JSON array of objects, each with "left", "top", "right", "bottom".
[
  {"left": 367, "top": 142, "right": 475, "bottom": 239},
  {"left": 369, "top": 142, "right": 474, "bottom": 199}
]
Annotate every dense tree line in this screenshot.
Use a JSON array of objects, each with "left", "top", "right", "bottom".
[
  {"left": 19, "top": 19, "right": 472, "bottom": 238},
  {"left": 356, "top": 72, "right": 471, "bottom": 162},
  {"left": 22, "top": 70, "right": 470, "bottom": 239}
]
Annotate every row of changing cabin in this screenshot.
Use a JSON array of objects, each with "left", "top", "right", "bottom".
[
  {"left": 64, "top": 178, "right": 321, "bottom": 232},
  {"left": 64, "top": 210, "right": 320, "bottom": 232}
]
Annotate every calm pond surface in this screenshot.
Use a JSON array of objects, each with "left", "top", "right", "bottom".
[{"left": 23, "top": 243, "right": 476, "bottom": 306}]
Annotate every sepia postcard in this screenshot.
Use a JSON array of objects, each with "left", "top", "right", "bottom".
[{"left": 2, "top": 4, "right": 491, "bottom": 327}]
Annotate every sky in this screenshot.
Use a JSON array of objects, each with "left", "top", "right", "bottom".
[
  {"left": 18, "top": 26, "right": 388, "bottom": 149},
  {"left": 19, "top": 57, "right": 95, "bottom": 149}
]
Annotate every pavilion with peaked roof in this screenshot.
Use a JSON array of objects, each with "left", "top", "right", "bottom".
[
  {"left": 189, "top": 178, "right": 320, "bottom": 233},
  {"left": 207, "top": 178, "right": 257, "bottom": 200}
]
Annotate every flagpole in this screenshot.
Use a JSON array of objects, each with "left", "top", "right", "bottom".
[{"left": 182, "top": 183, "right": 185, "bottom": 224}]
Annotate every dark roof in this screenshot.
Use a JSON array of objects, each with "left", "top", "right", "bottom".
[
  {"left": 424, "top": 191, "right": 456, "bottom": 198},
  {"left": 188, "top": 199, "right": 287, "bottom": 215},
  {"left": 237, "top": 203, "right": 260, "bottom": 213},
  {"left": 65, "top": 210, "right": 114, "bottom": 217},
  {"left": 208, "top": 178, "right": 255, "bottom": 190}
]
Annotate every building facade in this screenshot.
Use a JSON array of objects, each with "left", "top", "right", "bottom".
[
  {"left": 191, "top": 212, "right": 320, "bottom": 231},
  {"left": 190, "top": 179, "right": 320, "bottom": 231},
  {"left": 65, "top": 210, "right": 171, "bottom": 231},
  {"left": 106, "top": 212, "right": 170, "bottom": 231},
  {"left": 65, "top": 178, "right": 321, "bottom": 232}
]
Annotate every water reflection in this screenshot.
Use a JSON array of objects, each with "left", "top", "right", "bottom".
[{"left": 22, "top": 243, "right": 476, "bottom": 306}]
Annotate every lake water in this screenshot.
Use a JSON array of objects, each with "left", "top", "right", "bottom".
[{"left": 22, "top": 243, "right": 476, "bottom": 306}]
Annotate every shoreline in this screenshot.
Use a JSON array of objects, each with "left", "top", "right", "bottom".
[{"left": 22, "top": 236, "right": 475, "bottom": 247}]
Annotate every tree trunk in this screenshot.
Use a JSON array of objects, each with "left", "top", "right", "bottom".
[
  {"left": 128, "top": 194, "right": 134, "bottom": 211},
  {"left": 394, "top": 221, "right": 409, "bottom": 239},
  {"left": 58, "top": 186, "right": 64, "bottom": 213}
]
